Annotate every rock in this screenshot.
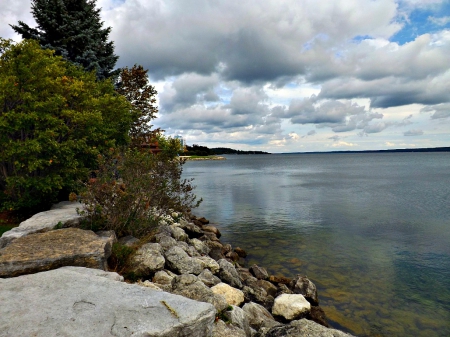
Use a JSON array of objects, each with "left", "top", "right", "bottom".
[
  {"left": 263, "top": 319, "right": 354, "bottom": 337},
  {"left": 155, "top": 233, "right": 178, "bottom": 251},
  {"left": 202, "top": 224, "right": 221, "bottom": 238},
  {"left": 291, "top": 275, "right": 319, "bottom": 305},
  {"left": 138, "top": 280, "right": 163, "bottom": 291},
  {"left": 179, "top": 222, "right": 204, "bottom": 239},
  {"left": 164, "top": 246, "right": 204, "bottom": 275},
  {"left": 0, "top": 267, "right": 216, "bottom": 337},
  {"left": 222, "top": 243, "right": 232, "bottom": 254},
  {"left": 170, "top": 225, "right": 188, "bottom": 241},
  {"left": 152, "top": 270, "right": 175, "bottom": 291},
  {"left": 171, "top": 274, "right": 228, "bottom": 311},
  {"left": 308, "top": 305, "right": 329, "bottom": 327},
  {"left": 198, "top": 269, "right": 221, "bottom": 287},
  {"left": 223, "top": 306, "right": 252, "bottom": 337},
  {"left": 118, "top": 235, "right": 139, "bottom": 247},
  {"left": 211, "top": 283, "right": 245, "bottom": 306},
  {"left": 0, "top": 201, "right": 85, "bottom": 248},
  {"left": 225, "top": 251, "right": 240, "bottom": 262},
  {"left": 213, "top": 319, "right": 247, "bottom": 337},
  {"left": 0, "top": 228, "right": 112, "bottom": 278},
  {"left": 276, "top": 283, "right": 294, "bottom": 296},
  {"left": 242, "top": 302, "right": 279, "bottom": 331},
  {"left": 257, "top": 279, "right": 278, "bottom": 297},
  {"left": 130, "top": 243, "right": 165, "bottom": 277},
  {"left": 242, "top": 286, "right": 274, "bottom": 311},
  {"left": 197, "top": 217, "right": 210, "bottom": 225},
  {"left": 237, "top": 267, "right": 254, "bottom": 282},
  {"left": 200, "top": 232, "right": 221, "bottom": 242},
  {"left": 190, "top": 238, "right": 211, "bottom": 255},
  {"left": 234, "top": 247, "right": 247, "bottom": 258},
  {"left": 209, "top": 247, "right": 226, "bottom": 261},
  {"left": 250, "top": 264, "right": 269, "bottom": 280},
  {"left": 272, "top": 294, "right": 311, "bottom": 320},
  {"left": 269, "top": 275, "right": 292, "bottom": 284},
  {"left": 197, "top": 255, "right": 220, "bottom": 274},
  {"left": 218, "top": 259, "right": 243, "bottom": 289}
]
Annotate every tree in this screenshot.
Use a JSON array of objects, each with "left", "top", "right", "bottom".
[
  {"left": 0, "top": 39, "right": 132, "bottom": 212},
  {"left": 10, "top": 0, "right": 118, "bottom": 80},
  {"left": 115, "top": 65, "right": 160, "bottom": 147}
]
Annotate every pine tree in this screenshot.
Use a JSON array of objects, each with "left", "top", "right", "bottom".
[{"left": 10, "top": 0, "right": 118, "bottom": 80}]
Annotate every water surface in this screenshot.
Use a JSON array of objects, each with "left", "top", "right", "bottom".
[{"left": 183, "top": 152, "right": 450, "bottom": 336}]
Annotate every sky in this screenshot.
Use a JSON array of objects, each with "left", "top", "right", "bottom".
[{"left": 1, "top": 0, "right": 450, "bottom": 153}]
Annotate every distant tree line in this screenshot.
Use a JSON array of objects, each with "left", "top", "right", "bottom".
[{"left": 184, "top": 145, "right": 270, "bottom": 156}]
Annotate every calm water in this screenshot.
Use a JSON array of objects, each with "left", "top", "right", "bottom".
[{"left": 183, "top": 152, "right": 450, "bottom": 337}]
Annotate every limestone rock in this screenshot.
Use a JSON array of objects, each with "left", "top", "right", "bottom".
[
  {"left": 257, "top": 279, "right": 278, "bottom": 297},
  {"left": 242, "top": 285, "right": 274, "bottom": 311},
  {"left": 218, "top": 258, "right": 243, "bottom": 288},
  {"left": 0, "top": 267, "right": 216, "bottom": 337},
  {"left": 198, "top": 269, "right": 221, "bottom": 287},
  {"left": 212, "top": 319, "right": 247, "bottom": 337},
  {"left": 242, "top": 302, "right": 279, "bottom": 331},
  {"left": 197, "top": 255, "right": 220, "bottom": 273},
  {"left": 0, "top": 228, "right": 111, "bottom": 278},
  {"left": 272, "top": 294, "right": 311, "bottom": 320},
  {"left": 250, "top": 264, "right": 269, "bottom": 280},
  {"left": 164, "top": 246, "right": 204, "bottom": 275},
  {"left": 155, "top": 233, "right": 178, "bottom": 251},
  {"left": 170, "top": 225, "right": 188, "bottom": 241},
  {"left": 130, "top": 243, "right": 165, "bottom": 276},
  {"left": 171, "top": 274, "right": 228, "bottom": 311},
  {"left": 190, "top": 238, "right": 211, "bottom": 255},
  {"left": 202, "top": 225, "right": 221, "bottom": 238},
  {"left": 263, "top": 319, "right": 354, "bottom": 337},
  {"left": 292, "top": 275, "right": 319, "bottom": 305},
  {"left": 138, "top": 280, "right": 163, "bottom": 291},
  {"left": 211, "top": 282, "right": 245, "bottom": 306},
  {"left": 223, "top": 305, "right": 252, "bottom": 337},
  {"left": 179, "top": 222, "right": 204, "bottom": 239},
  {"left": 234, "top": 247, "right": 247, "bottom": 258},
  {"left": 0, "top": 201, "right": 85, "bottom": 248}
]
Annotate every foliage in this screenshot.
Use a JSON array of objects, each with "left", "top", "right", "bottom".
[
  {"left": 0, "top": 39, "right": 132, "bottom": 212},
  {"left": 115, "top": 65, "right": 160, "bottom": 147},
  {"left": 78, "top": 144, "right": 201, "bottom": 238},
  {"left": 108, "top": 242, "right": 135, "bottom": 274},
  {"left": 10, "top": 0, "right": 118, "bottom": 80}
]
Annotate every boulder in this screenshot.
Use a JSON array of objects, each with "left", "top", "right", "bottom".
[
  {"left": 269, "top": 275, "right": 292, "bottom": 285},
  {"left": 225, "top": 251, "right": 240, "bottom": 262},
  {"left": 291, "top": 275, "right": 319, "bottom": 305},
  {"left": 155, "top": 233, "right": 178, "bottom": 251},
  {"left": 130, "top": 243, "right": 165, "bottom": 276},
  {"left": 171, "top": 274, "right": 228, "bottom": 311},
  {"left": 0, "top": 201, "right": 85, "bottom": 248},
  {"left": 211, "top": 282, "right": 245, "bottom": 306},
  {"left": 169, "top": 225, "right": 188, "bottom": 242},
  {"left": 222, "top": 305, "right": 252, "bottom": 337},
  {"left": 212, "top": 319, "right": 247, "bottom": 337},
  {"left": 242, "top": 286, "right": 274, "bottom": 311},
  {"left": 234, "top": 247, "right": 247, "bottom": 258},
  {"left": 118, "top": 235, "right": 139, "bottom": 247},
  {"left": 190, "top": 238, "right": 211, "bottom": 255},
  {"left": 198, "top": 268, "right": 221, "bottom": 287},
  {"left": 0, "top": 267, "right": 216, "bottom": 337},
  {"left": 152, "top": 270, "right": 175, "bottom": 292},
  {"left": 272, "top": 294, "right": 311, "bottom": 321},
  {"left": 179, "top": 222, "right": 204, "bottom": 239},
  {"left": 257, "top": 279, "right": 278, "bottom": 297},
  {"left": 218, "top": 259, "right": 243, "bottom": 289},
  {"left": 308, "top": 306, "right": 329, "bottom": 327},
  {"left": 0, "top": 228, "right": 112, "bottom": 278},
  {"left": 263, "top": 319, "right": 354, "bottom": 337},
  {"left": 197, "top": 255, "right": 220, "bottom": 274},
  {"left": 250, "top": 264, "right": 269, "bottom": 280},
  {"left": 164, "top": 246, "right": 204, "bottom": 275},
  {"left": 242, "top": 302, "right": 279, "bottom": 331},
  {"left": 202, "top": 225, "right": 221, "bottom": 238}
]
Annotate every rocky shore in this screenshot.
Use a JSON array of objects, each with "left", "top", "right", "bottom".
[{"left": 0, "top": 201, "right": 354, "bottom": 337}]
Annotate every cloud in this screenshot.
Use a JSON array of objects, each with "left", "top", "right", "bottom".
[
  {"left": 421, "top": 103, "right": 450, "bottom": 119},
  {"left": 428, "top": 16, "right": 450, "bottom": 26},
  {"left": 404, "top": 129, "right": 424, "bottom": 136}
]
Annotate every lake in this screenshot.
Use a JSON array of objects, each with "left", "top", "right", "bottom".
[{"left": 182, "top": 152, "right": 450, "bottom": 337}]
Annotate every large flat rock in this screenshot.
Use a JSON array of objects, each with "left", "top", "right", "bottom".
[
  {"left": 0, "top": 267, "right": 216, "bottom": 337},
  {"left": 0, "top": 201, "right": 85, "bottom": 248},
  {"left": 0, "top": 228, "right": 112, "bottom": 277}
]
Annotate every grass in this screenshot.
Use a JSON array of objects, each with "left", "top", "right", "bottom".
[{"left": 0, "top": 224, "right": 16, "bottom": 236}]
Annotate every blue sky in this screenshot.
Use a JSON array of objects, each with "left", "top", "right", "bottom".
[{"left": 2, "top": 0, "right": 450, "bottom": 153}]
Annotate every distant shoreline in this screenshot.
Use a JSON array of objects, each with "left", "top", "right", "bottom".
[
  {"left": 179, "top": 156, "right": 226, "bottom": 161},
  {"left": 279, "top": 146, "right": 450, "bottom": 155}
]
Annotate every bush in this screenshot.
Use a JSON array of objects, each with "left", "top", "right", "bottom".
[
  {"left": 0, "top": 39, "right": 132, "bottom": 212},
  {"left": 79, "top": 143, "right": 201, "bottom": 238}
]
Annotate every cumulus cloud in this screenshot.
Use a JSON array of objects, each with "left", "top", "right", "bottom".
[{"left": 421, "top": 103, "right": 450, "bottom": 119}]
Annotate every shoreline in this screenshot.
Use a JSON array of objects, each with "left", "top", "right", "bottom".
[{"left": 179, "top": 156, "right": 226, "bottom": 161}]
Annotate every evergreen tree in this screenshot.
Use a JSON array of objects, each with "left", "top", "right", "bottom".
[{"left": 10, "top": 0, "right": 118, "bottom": 80}]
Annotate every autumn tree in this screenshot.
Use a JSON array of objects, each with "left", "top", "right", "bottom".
[
  {"left": 115, "top": 65, "right": 159, "bottom": 147},
  {"left": 0, "top": 39, "right": 132, "bottom": 212},
  {"left": 10, "top": 0, "right": 118, "bottom": 80}
]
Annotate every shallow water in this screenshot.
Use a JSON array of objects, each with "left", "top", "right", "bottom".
[{"left": 183, "top": 152, "right": 450, "bottom": 336}]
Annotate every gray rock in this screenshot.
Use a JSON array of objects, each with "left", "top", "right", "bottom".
[
  {"left": 218, "top": 259, "right": 243, "bottom": 288},
  {"left": 262, "top": 319, "right": 354, "bottom": 337},
  {"left": 155, "top": 233, "right": 178, "bottom": 251},
  {"left": 170, "top": 225, "right": 188, "bottom": 241},
  {"left": 190, "top": 238, "right": 211, "bottom": 255},
  {"left": 202, "top": 225, "right": 222, "bottom": 238},
  {"left": 250, "top": 264, "right": 269, "bottom": 280},
  {"left": 272, "top": 294, "right": 311, "bottom": 320},
  {"left": 171, "top": 274, "right": 228, "bottom": 311},
  {"left": 213, "top": 319, "right": 246, "bottom": 337},
  {"left": 292, "top": 275, "right": 319, "bottom": 305},
  {"left": 0, "top": 267, "right": 215, "bottom": 337},
  {"left": 61, "top": 266, "right": 124, "bottom": 281},
  {"left": 179, "top": 222, "right": 204, "bottom": 238},
  {"left": 257, "top": 279, "right": 278, "bottom": 297},
  {"left": 198, "top": 269, "right": 221, "bottom": 287},
  {"left": 0, "top": 228, "right": 112, "bottom": 278},
  {"left": 223, "top": 305, "right": 252, "bottom": 337},
  {"left": 130, "top": 243, "right": 165, "bottom": 276},
  {"left": 164, "top": 246, "right": 205, "bottom": 275},
  {"left": 242, "top": 286, "right": 274, "bottom": 311},
  {"left": 242, "top": 302, "right": 279, "bottom": 331},
  {"left": 197, "top": 255, "right": 220, "bottom": 273},
  {"left": 0, "top": 201, "right": 85, "bottom": 248},
  {"left": 118, "top": 235, "right": 139, "bottom": 247}
]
